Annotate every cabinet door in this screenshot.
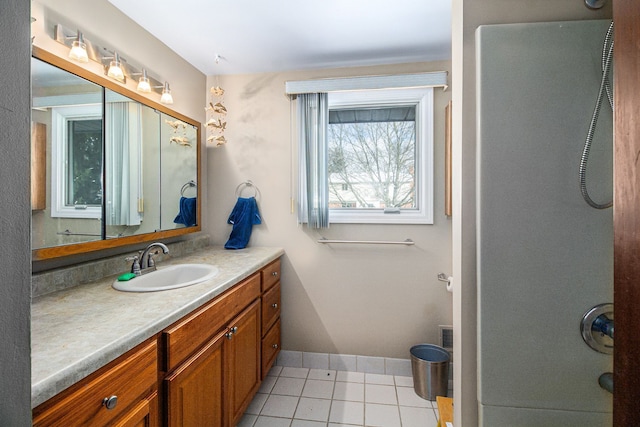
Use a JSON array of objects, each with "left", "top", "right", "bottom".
[
  {"left": 225, "top": 300, "right": 261, "bottom": 427},
  {"left": 114, "top": 392, "right": 158, "bottom": 427},
  {"left": 165, "top": 331, "right": 226, "bottom": 427}
]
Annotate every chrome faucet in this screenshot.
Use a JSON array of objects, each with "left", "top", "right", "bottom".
[{"left": 138, "top": 242, "right": 169, "bottom": 273}]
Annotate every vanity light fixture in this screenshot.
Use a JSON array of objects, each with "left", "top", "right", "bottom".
[
  {"left": 137, "top": 69, "right": 151, "bottom": 93},
  {"left": 68, "top": 30, "right": 88, "bottom": 63},
  {"left": 160, "top": 82, "right": 174, "bottom": 104},
  {"left": 54, "top": 24, "right": 175, "bottom": 104},
  {"left": 107, "top": 52, "right": 125, "bottom": 81}
]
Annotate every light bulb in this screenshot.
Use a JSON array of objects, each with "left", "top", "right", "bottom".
[
  {"left": 107, "top": 53, "right": 124, "bottom": 80},
  {"left": 68, "top": 31, "right": 88, "bottom": 63},
  {"left": 161, "top": 82, "right": 173, "bottom": 104},
  {"left": 137, "top": 69, "right": 151, "bottom": 93}
]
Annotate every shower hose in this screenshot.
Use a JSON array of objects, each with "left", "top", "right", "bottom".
[{"left": 579, "top": 21, "right": 614, "bottom": 209}]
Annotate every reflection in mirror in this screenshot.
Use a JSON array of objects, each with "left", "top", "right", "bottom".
[
  {"left": 31, "top": 47, "right": 201, "bottom": 261},
  {"left": 31, "top": 57, "right": 103, "bottom": 250},
  {"left": 160, "top": 113, "right": 198, "bottom": 231},
  {"left": 104, "top": 89, "right": 161, "bottom": 239}
]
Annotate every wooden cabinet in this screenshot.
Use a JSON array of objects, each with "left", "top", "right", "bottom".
[
  {"left": 33, "top": 257, "right": 282, "bottom": 427},
  {"left": 261, "top": 259, "right": 281, "bottom": 378},
  {"left": 33, "top": 339, "right": 158, "bottom": 427}
]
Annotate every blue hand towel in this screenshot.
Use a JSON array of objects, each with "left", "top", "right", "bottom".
[
  {"left": 174, "top": 196, "right": 197, "bottom": 227},
  {"left": 225, "top": 197, "right": 261, "bottom": 249}
]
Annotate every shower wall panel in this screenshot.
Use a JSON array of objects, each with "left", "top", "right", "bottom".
[{"left": 477, "top": 20, "right": 613, "bottom": 426}]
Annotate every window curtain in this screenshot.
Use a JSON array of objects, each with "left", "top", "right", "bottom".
[
  {"left": 105, "top": 102, "right": 143, "bottom": 226},
  {"left": 297, "top": 93, "right": 329, "bottom": 228}
]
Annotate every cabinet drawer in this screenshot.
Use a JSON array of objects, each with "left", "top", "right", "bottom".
[
  {"left": 163, "top": 273, "right": 261, "bottom": 372},
  {"left": 33, "top": 340, "right": 158, "bottom": 427},
  {"left": 261, "top": 259, "right": 281, "bottom": 292},
  {"left": 261, "top": 319, "right": 281, "bottom": 379},
  {"left": 261, "top": 281, "right": 280, "bottom": 335}
]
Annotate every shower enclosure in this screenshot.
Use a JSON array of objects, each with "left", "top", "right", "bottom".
[{"left": 476, "top": 20, "right": 613, "bottom": 426}]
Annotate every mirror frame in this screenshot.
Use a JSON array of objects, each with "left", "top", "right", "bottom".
[{"left": 32, "top": 46, "right": 201, "bottom": 261}]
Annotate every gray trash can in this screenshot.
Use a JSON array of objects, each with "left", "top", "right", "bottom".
[{"left": 410, "top": 344, "right": 450, "bottom": 400}]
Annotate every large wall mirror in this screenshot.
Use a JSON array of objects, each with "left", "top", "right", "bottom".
[{"left": 31, "top": 47, "right": 200, "bottom": 261}]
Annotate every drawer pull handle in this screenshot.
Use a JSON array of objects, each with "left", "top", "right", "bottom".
[
  {"left": 271, "top": 303, "right": 278, "bottom": 309},
  {"left": 102, "top": 395, "right": 118, "bottom": 410},
  {"left": 272, "top": 344, "right": 279, "bottom": 349},
  {"left": 226, "top": 326, "right": 238, "bottom": 340},
  {"left": 271, "top": 271, "right": 278, "bottom": 277}
]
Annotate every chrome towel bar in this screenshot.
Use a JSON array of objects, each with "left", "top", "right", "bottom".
[{"left": 317, "top": 237, "right": 414, "bottom": 246}]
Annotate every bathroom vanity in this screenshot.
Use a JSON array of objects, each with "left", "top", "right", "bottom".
[{"left": 31, "top": 246, "right": 283, "bottom": 427}]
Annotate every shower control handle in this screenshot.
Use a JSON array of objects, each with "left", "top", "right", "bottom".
[{"left": 580, "top": 303, "right": 614, "bottom": 354}]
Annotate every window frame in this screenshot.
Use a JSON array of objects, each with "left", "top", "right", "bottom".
[
  {"left": 327, "top": 87, "right": 434, "bottom": 224},
  {"left": 50, "top": 104, "right": 103, "bottom": 219}
]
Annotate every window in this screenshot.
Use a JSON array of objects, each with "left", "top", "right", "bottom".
[
  {"left": 327, "top": 88, "right": 433, "bottom": 224},
  {"left": 51, "top": 105, "right": 103, "bottom": 218}
]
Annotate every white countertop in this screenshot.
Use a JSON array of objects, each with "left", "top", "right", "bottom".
[{"left": 31, "top": 246, "right": 284, "bottom": 408}]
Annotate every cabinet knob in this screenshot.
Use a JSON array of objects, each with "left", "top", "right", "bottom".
[
  {"left": 271, "top": 303, "right": 278, "bottom": 309},
  {"left": 272, "top": 344, "right": 279, "bottom": 349},
  {"left": 226, "top": 326, "right": 238, "bottom": 340},
  {"left": 102, "top": 395, "right": 118, "bottom": 410},
  {"left": 271, "top": 271, "right": 278, "bottom": 277}
]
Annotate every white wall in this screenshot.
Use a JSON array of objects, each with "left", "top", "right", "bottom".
[
  {"left": 452, "top": 1, "right": 612, "bottom": 425},
  {"left": 1, "top": 0, "right": 31, "bottom": 424},
  {"left": 207, "top": 61, "right": 453, "bottom": 358}
]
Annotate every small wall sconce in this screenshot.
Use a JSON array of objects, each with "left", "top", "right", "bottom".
[
  {"left": 54, "top": 24, "right": 175, "bottom": 104},
  {"left": 160, "top": 82, "right": 174, "bottom": 105},
  {"left": 68, "top": 30, "right": 88, "bottom": 63},
  {"left": 106, "top": 52, "right": 125, "bottom": 82}
]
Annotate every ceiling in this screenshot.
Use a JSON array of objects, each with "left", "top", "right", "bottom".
[{"left": 107, "top": 0, "right": 451, "bottom": 76}]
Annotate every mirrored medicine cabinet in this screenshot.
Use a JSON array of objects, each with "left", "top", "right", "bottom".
[{"left": 31, "top": 47, "right": 201, "bottom": 261}]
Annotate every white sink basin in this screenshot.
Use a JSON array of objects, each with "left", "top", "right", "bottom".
[{"left": 112, "top": 263, "right": 219, "bottom": 292}]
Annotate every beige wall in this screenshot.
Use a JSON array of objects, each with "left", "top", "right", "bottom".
[
  {"left": 452, "top": 1, "right": 612, "bottom": 425},
  {"left": 208, "top": 61, "right": 453, "bottom": 358}
]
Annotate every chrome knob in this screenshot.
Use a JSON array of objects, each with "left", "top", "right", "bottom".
[
  {"left": 271, "top": 303, "right": 278, "bottom": 309},
  {"left": 272, "top": 344, "right": 279, "bottom": 349},
  {"left": 272, "top": 271, "right": 278, "bottom": 277},
  {"left": 226, "top": 326, "right": 238, "bottom": 340},
  {"left": 102, "top": 395, "right": 118, "bottom": 410}
]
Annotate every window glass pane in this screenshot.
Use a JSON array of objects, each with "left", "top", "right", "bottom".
[
  {"left": 328, "top": 105, "right": 416, "bottom": 210},
  {"left": 67, "top": 119, "right": 103, "bottom": 206}
]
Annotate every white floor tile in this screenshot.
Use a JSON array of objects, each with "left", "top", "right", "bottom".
[
  {"left": 302, "top": 379, "right": 335, "bottom": 399},
  {"left": 277, "top": 350, "right": 303, "bottom": 368},
  {"left": 246, "top": 392, "right": 269, "bottom": 414},
  {"left": 336, "top": 371, "right": 364, "bottom": 383},
  {"left": 332, "top": 382, "right": 364, "bottom": 402},
  {"left": 259, "top": 376, "right": 278, "bottom": 394},
  {"left": 364, "top": 373, "right": 395, "bottom": 385},
  {"left": 396, "top": 386, "right": 432, "bottom": 408},
  {"left": 364, "top": 384, "right": 397, "bottom": 405},
  {"left": 393, "top": 375, "right": 413, "bottom": 387},
  {"left": 254, "top": 415, "right": 292, "bottom": 427},
  {"left": 291, "top": 420, "right": 327, "bottom": 427},
  {"left": 281, "top": 366, "right": 310, "bottom": 379},
  {"left": 294, "top": 397, "right": 332, "bottom": 422},
  {"left": 329, "top": 400, "right": 364, "bottom": 425},
  {"left": 272, "top": 377, "right": 306, "bottom": 396},
  {"left": 364, "top": 403, "right": 401, "bottom": 427},
  {"left": 308, "top": 368, "right": 336, "bottom": 381},
  {"left": 328, "top": 424, "right": 362, "bottom": 427},
  {"left": 267, "top": 365, "right": 283, "bottom": 377},
  {"left": 261, "top": 395, "right": 299, "bottom": 418},
  {"left": 237, "top": 413, "right": 258, "bottom": 427},
  {"left": 399, "top": 406, "right": 438, "bottom": 427}
]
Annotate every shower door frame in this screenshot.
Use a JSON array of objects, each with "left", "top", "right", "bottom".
[{"left": 613, "top": 0, "right": 640, "bottom": 425}]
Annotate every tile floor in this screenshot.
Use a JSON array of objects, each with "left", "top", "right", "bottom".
[{"left": 237, "top": 366, "right": 441, "bottom": 427}]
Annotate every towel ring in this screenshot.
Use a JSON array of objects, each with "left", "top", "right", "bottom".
[
  {"left": 235, "top": 180, "right": 261, "bottom": 199},
  {"left": 181, "top": 180, "right": 197, "bottom": 196}
]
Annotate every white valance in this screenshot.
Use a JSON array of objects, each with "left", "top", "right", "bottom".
[{"left": 285, "top": 71, "right": 448, "bottom": 96}]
